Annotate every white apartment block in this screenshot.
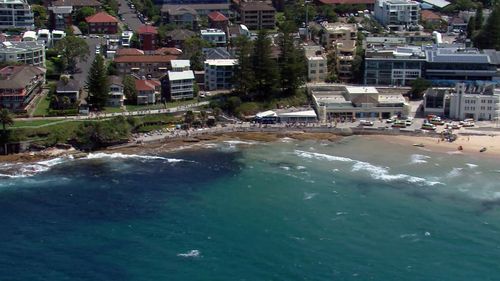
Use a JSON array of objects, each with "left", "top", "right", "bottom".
[
  {"left": 204, "top": 59, "right": 237, "bottom": 91},
  {"left": 201, "top": 29, "right": 226, "bottom": 47},
  {"left": 307, "top": 56, "right": 327, "bottom": 82},
  {"left": 0, "top": 0, "right": 34, "bottom": 30},
  {"left": 449, "top": 83, "right": 500, "bottom": 121},
  {"left": 166, "top": 70, "right": 195, "bottom": 100},
  {"left": 0, "top": 41, "right": 45, "bottom": 66},
  {"left": 171, "top": 59, "right": 191, "bottom": 71},
  {"left": 374, "top": 0, "right": 420, "bottom": 31}
]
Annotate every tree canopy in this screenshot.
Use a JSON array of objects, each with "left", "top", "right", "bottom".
[
  {"left": 54, "top": 36, "right": 90, "bottom": 73},
  {"left": 86, "top": 55, "right": 109, "bottom": 110},
  {"left": 474, "top": 3, "right": 500, "bottom": 50}
]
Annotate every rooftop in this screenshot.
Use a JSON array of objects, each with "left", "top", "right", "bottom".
[
  {"left": 154, "top": 47, "right": 183, "bottom": 56},
  {"left": 168, "top": 70, "right": 195, "bottom": 81},
  {"left": 0, "top": 41, "right": 44, "bottom": 52},
  {"left": 161, "top": 3, "right": 230, "bottom": 13},
  {"left": 0, "top": 66, "right": 45, "bottom": 90},
  {"left": 345, "top": 86, "right": 379, "bottom": 95},
  {"left": 56, "top": 79, "right": 80, "bottom": 92},
  {"left": 85, "top": 12, "right": 118, "bottom": 23},
  {"left": 421, "top": 0, "right": 450, "bottom": 8},
  {"left": 109, "top": 75, "right": 123, "bottom": 86},
  {"left": 114, "top": 55, "right": 177, "bottom": 63},
  {"left": 201, "top": 29, "right": 226, "bottom": 35},
  {"left": 171, "top": 59, "right": 190, "bottom": 69},
  {"left": 115, "top": 48, "right": 144, "bottom": 56},
  {"left": 425, "top": 47, "right": 491, "bottom": 64},
  {"left": 322, "top": 22, "right": 357, "bottom": 33},
  {"left": 203, "top": 47, "right": 233, "bottom": 60},
  {"left": 421, "top": 10, "right": 441, "bottom": 21},
  {"left": 166, "top": 29, "right": 196, "bottom": 41},
  {"left": 52, "top": 0, "right": 100, "bottom": 6},
  {"left": 137, "top": 25, "right": 158, "bottom": 35},
  {"left": 135, "top": 79, "right": 160, "bottom": 91},
  {"left": 208, "top": 11, "right": 228, "bottom": 22},
  {"left": 205, "top": 59, "right": 238, "bottom": 66}
]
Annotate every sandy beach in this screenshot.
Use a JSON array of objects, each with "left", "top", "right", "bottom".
[{"left": 371, "top": 134, "right": 500, "bottom": 157}]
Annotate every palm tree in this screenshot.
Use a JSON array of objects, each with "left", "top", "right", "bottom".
[
  {"left": 199, "top": 110, "right": 208, "bottom": 127},
  {"left": 184, "top": 110, "right": 194, "bottom": 128},
  {"left": 0, "top": 108, "right": 14, "bottom": 134}
]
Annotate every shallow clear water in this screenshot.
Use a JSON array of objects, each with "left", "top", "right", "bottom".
[{"left": 1, "top": 137, "right": 500, "bottom": 280}]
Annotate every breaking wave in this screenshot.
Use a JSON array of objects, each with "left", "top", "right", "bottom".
[
  {"left": 177, "top": 250, "right": 201, "bottom": 258},
  {"left": 295, "top": 150, "right": 443, "bottom": 186},
  {"left": 410, "top": 154, "right": 431, "bottom": 164},
  {"left": 85, "top": 152, "right": 185, "bottom": 163}
]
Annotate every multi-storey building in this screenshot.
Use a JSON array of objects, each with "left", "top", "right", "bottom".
[
  {"left": 48, "top": 5, "right": 72, "bottom": 31},
  {"left": 161, "top": 3, "right": 231, "bottom": 28},
  {"left": 237, "top": 1, "right": 275, "bottom": 30},
  {"left": 108, "top": 76, "right": 125, "bottom": 107},
  {"left": 85, "top": 12, "right": 118, "bottom": 34},
  {"left": 449, "top": 83, "right": 500, "bottom": 121},
  {"left": 320, "top": 22, "right": 357, "bottom": 49},
  {"left": 0, "top": 65, "right": 45, "bottom": 112},
  {"left": 204, "top": 59, "right": 237, "bottom": 90},
  {"left": 114, "top": 54, "right": 178, "bottom": 78},
  {"left": 135, "top": 79, "right": 161, "bottom": 104},
  {"left": 0, "top": 41, "right": 44, "bottom": 66},
  {"left": 0, "top": 0, "right": 34, "bottom": 30},
  {"left": 335, "top": 39, "right": 356, "bottom": 82},
  {"left": 304, "top": 45, "right": 327, "bottom": 82},
  {"left": 374, "top": 0, "right": 420, "bottom": 31},
  {"left": 364, "top": 45, "right": 425, "bottom": 86},
  {"left": 423, "top": 46, "right": 497, "bottom": 84},
  {"left": 137, "top": 24, "right": 158, "bottom": 51},
  {"left": 200, "top": 28, "right": 226, "bottom": 46},
  {"left": 164, "top": 70, "right": 195, "bottom": 100}
]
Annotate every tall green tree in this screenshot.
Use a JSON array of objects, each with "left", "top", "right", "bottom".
[
  {"left": 0, "top": 109, "right": 13, "bottom": 134},
  {"left": 123, "top": 75, "right": 137, "bottom": 105},
  {"left": 32, "top": 5, "right": 47, "bottom": 28},
  {"left": 467, "top": 16, "right": 476, "bottom": 38},
  {"left": 475, "top": 5, "right": 484, "bottom": 29},
  {"left": 278, "top": 21, "right": 307, "bottom": 96},
  {"left": 252, "top": 30, "right": 280, "bottom": 99},
  {"left": 233, "top": 35, "right": 255, "bottom": 98},
  {"left": 409, "top": 78, "right": 432, "bottom": 100},
  {"left": 54, "top": 36, "right": 90, "bottom": 73},
  {"left": 183, "top": 36, "right": 212, "bottom": 71},
  {"left": 86, "top": 55, "right": 109, "bottom": 110},
  {"left": 474, "top": 3, "right": 500, "bottom": 49},
  {"left": 75, "top": 7, "right": 96, "bottom": 23}
]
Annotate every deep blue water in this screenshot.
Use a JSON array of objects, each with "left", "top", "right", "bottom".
[{"left": 0, "top": 138, "right": 500, "bottom": 280}]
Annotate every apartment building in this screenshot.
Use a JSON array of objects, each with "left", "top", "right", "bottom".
[
  {"left": 449, "top": 83, "right": 500, "bottom": 121},
  {"left": 201, "top": 28, "right": 226, "bottom": 47},
  {"left": 374, "top": 0, "right": 420, "bottom": 31},
  {"left": 320, "top": 22, "right": 357, "bottom": 49},
  {"left": 85, "top": 12, "right": 118, "bottom": 34},
  {"left": 135, "top": 79, "right": 161, "bottom": 104},
  {"left": 137, "top": 24, "right": 158, "bottom": 51},
  {"left": 335, "top": 39, "right": 356, "bottom": 82},
  {"left": 364, "top": 45, "right": 425, "bottom": 86},
  {"left": 161, "top": 3, "right": 231, "bottom": 28},
  {"left": 114, "top": 54, "right": 177, "bottom": 78},
  {"left": 0, "top": 0, "right": 34, "bottom": 30},
  {"left": 0, "top": 41, "right": 45, "bottom": 66},
  {"left": 304, "top": 45, "right": 327, "bottom": 82},
  {"left": 204, "top": 59, "right": 237, "bottom": 90},
  {"left": 0, "top": 65, "right": 45, "bottom": 112},
  {"left": 237, "top": 1, "right": 275, "bottom": 30},
  {"left": 48, "top": 5, "right": 72, "bottom": 31},
  {"left": 108, "top": 76, "right": 125, "bottom": 107}
]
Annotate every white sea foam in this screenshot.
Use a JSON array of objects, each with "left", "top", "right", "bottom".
[
  {"left": 295, "top": 150, "right": 443, "bottom": 186},
  {"left": 223, "top": 140, "right": 256, "bottom": 145},
  {"left": 177, "top": 250, "right": 200, "bottom": 258},
  {"left": 466, "top": 163, "right": 478, "bottom": 168},
  {"left": 304, "top": 192, "right": 317, "bottom": 200},
  {"left": 85, "top": 152, "right": 185, "bottom": 163},
  {"left": 296, "top": 166, "right": 306, "bottom": 170},
  {"left": 0, "top": 156, "right": 74, "bottom": 178},
  {"left": 410, "top": 154, "right": 431, "bottom": 164},
  {"left": 280, "top": 166, "right": 291, "bottom": 171},
  {"left": 447, "top": 167, "right": 463, "bottom": 178},
  {"left": 400, "top": 233, "right": 418, "bottom": 239}
]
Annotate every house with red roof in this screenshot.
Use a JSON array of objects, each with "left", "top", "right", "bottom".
[
  {"left": 137, "top": 24, "right": 158, "bottom": 51},
  {"left": 208, "top": 11, "right": 229, "bottom": 31},
  {"left": 85, "top": 12, "right": 118, "bottom": 34},
  {"left": 421, "top": 10, "right": 441, "bottom": 24},
  {"left": 135, "top": 79, "right": 161, "bottom": 104},
  {"left": 314, "top": 0, "right": 375, "bottom": 10}
]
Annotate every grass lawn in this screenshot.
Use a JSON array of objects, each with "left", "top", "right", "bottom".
[
  {"left": 33, "top": 95, "right": 51, "bottom": 117},
  {"left": 165, "top": 99, "right": 202, "bottom": 108},
  {"left": 12, "top": 119, "right": 66, "bottom": 128},
  {"left": 125, "top": 104, "right": 165, "bottom": 112},
  {"left": 103, "top": 107, "right": 124, "bottom": 113}
]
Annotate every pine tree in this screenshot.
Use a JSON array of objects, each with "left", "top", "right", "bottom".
[
  {"left": 233, "top": 36, "right": 255, "bottom": 98},
  {"left": 467, "top": 16, "right": 476, "bottom": 38},
  {"left": 86, "top": 55, "right": 109, "bottom": 110},
  {"left": 278, "top": 21, "right": 307, "bottom": 96},
  {"left": 474, "top": 3, "right": 500, "bottom": 50},
  {"left": 252, "top": 30, "right": 280, "bottom": 99},
  {"left": 475, "top": 6, "right": 484, "bottom": 29}
]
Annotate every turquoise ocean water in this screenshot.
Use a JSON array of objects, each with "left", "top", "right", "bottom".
[{"left": 0, "top": 136, "right": 500, "bottom": 280}]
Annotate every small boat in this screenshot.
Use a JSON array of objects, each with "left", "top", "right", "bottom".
[
  {"left": 413, "top": 143, "right": 425, "bottom": 147},
  {"left": 480, "top": 147, "right": 487, "bottom": 153}
]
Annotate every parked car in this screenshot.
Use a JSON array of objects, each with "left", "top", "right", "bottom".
[
  {"left": 421, "top": 123, "right": 436, "bottom": 130},
  {"left": 359, "top": 120, "right": 374, "bottom": 126},
  {"left": 392, "top": 121, "right": 406, "bottom": 128}
]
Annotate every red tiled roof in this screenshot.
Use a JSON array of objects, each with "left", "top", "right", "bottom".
[
  {"left": 317, "top": 0, "right": 375, "bottom": 4},
  {"left": 421, "top": 10, "right": 441, "bottom": 21},
  {"left": 154, "top": 47, "right": 183, "bottom": 56},
  {"left": 116, "top": 48, "right": 144, "bottom": 56},
  {"left": 114, "top": 55, "right": 177, "bottom": 63},
  {"left": 137, "top": 24, "right": 158, "bottom": 34},
  {"left": 208, "top": 11, "right": 228, "bottom": 22},
  {"left": 85, "top": 12, "right": 118, "bottom": 23},
  {"left": 135, "top": 79, "right": 160, "bottom": 91}
]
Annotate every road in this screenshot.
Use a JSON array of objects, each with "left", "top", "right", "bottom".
[
  {"left": 73, "top": 37, "right": 102, "bottom": 84},
  {"left": 117, "top": 0, "right": 143, "bottom": 31}
]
